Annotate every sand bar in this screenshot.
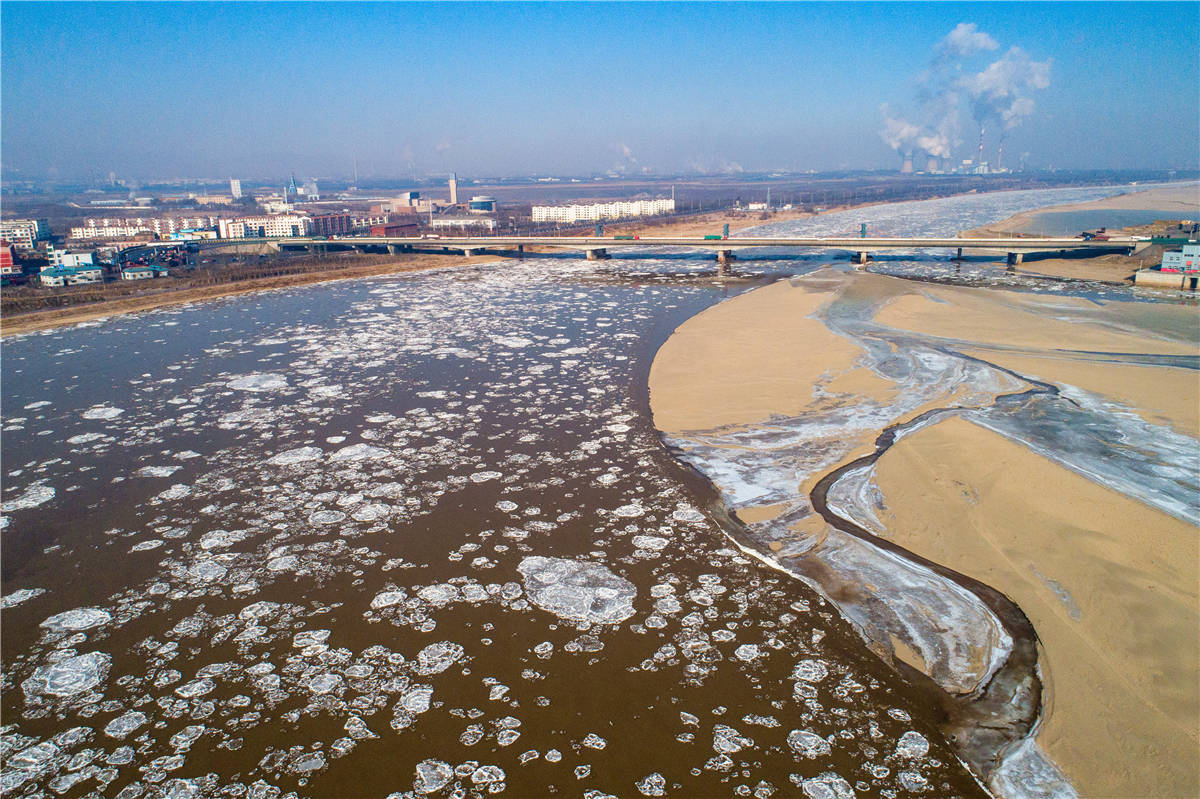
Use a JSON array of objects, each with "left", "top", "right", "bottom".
[{"left": 649, "top": 266, "right": 1199, "bottom": 796}]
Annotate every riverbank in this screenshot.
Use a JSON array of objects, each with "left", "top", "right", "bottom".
[
  {"left": 648, "top": 269, "right": 1199, "bottom": 797},
  {"left": 955, "top": 183, "right": 1200, "bottom": 284},
  {"left": 2, "top": 206, "right": 833, "bottom": 338},
  {"left": 0, "top": 251, "right": 503, "bottom": 338}
]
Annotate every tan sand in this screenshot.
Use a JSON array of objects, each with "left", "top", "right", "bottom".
[
  {"left": 649, "top": 278, "right": 889, "bottom": 433},
  {"left": 875, "top": 283, "right": 1197, "bottom": 356},
  {"left": 872, "top": 416, "right": 1199, "bottom": 798}
]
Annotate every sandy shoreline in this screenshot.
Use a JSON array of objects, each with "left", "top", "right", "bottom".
[
  {"left": 648, "top": 269, "right": 1199, "bottom": 797},
  {"left": 961, "top": 182, "right": 1200, "bottom": 238}
]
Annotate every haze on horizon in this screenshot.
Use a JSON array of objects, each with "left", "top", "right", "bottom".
[{"left": 2, "top": 1, "right": 1197, "bottom": 182}]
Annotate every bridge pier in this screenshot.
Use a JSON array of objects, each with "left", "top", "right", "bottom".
[
  {"left": 1006, "top": 252, "right": 1024, "bottom": 267},
  {"left": 585, "top": 248, "right": 609, "bottom": 261},
  {"left": 387, "top": 244, "right": 401, "bottom": 255},
  {"left": 462, "top": 248, "right": 484, "bottom": 258},
  {"left": 517, "top": 244, "right": 525, "bottom": 258},
  {"left": 716, "top": 250, "right": 735, "bottom": 276},
  {"left": 956, "top": 247, "right": 964, "bottom": 260},
  {"left": 854, "top": 251, "right": 870, "bottom": 265}
]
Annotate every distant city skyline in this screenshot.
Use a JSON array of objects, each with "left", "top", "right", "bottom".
[{"left": 2, "top": 2, "right": 1197, "bottom": 181}]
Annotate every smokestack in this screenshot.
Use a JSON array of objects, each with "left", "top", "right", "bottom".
[
  {"left": 900, "top": 152, "right": 914, "bottom": 174},
  {"left": 926, "top": 156, "right": 939, "bottom": 173},
  {"left": 977, "top": 127, "right": 985, "bottom": 167},
  {"left": 996, "top": 141, "right": 1004, "bottom": 171}
]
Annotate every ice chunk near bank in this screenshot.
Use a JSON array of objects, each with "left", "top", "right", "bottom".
[
  {"left": 517, "top": 556, "right": 636, "bottom": 625},
  {"left": 895, "top": 730, "right": 929, "bottom": 759},
  {"left": 22, "top": 651, "right": 111, "bottom": 700},
  {"left": 226, "top": 373, "right": 288, "bottom": 392},
  {"left": 413, "top": 760, "right": 454, "bottom": 795}
]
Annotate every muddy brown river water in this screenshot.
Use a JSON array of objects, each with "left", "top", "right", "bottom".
[{"left": 2, "top": 184, "right": 1191, "bottom": 799}]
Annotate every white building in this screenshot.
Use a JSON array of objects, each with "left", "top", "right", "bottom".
[
  {"left": 218, "top": 215, "right": 312, "bottom": 239},
  {"left": 531, "top": 198, "right": 675, "bottom": 224},
  {"left": 230, "top": 178, "right": 243, "bottom": 199},
  {"left": 70, "top": 216, "right": 220, "bottom": 240},
  {"left": 429, "top": 217, "right": 498, "bottom": 232},
  {"left": 0, "top": 219, "right": 50, "bottom": 249},
  {"left": 48, "top": 248, "right": 95, "bottom": 269}
]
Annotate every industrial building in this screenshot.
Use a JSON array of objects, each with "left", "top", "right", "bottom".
[
  {"left": 531, "top": 198, "right": 675, "bottom": 224},
  {"left": 309, "top": 213, "right": 354, "bottom": 237}
]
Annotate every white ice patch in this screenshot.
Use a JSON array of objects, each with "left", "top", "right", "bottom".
[
  {"left": 81, "top": 406, "right": 124, "bottom": 420},
  {"left": 788, "top": 729, "right": 832, "bottom": 759},
  {"left": 612, "top": 503, "right": 645, "bottom": 518},
  {"left": 309, "top": 510, "right": 347, "bottom": 525},
  {"left": 22, "top": 651, "right": 111, "bottom": 700},
  {"left": 895, "top": 730, "right": 929, "bottom": 759},
  {"left": 792, "top": 659, "right": 829, "bottom": 683},
  {"left": 415, "top": 642, "right": 465, "bottom": 675},
  {"left": 1, "top": 588, "right": 46, "bottom": 609},
  {"left": 226, "top": 373, "right": 288, "bottom": 392},
  {"left": 800, "top": 773, "right": 855, "bottom": 799},
  {"left": 104, "top": 710, "right": 148, "bottom": 739},
  {"left": 330, "top": 443, "right": 390, "bottom": 461},
  {"left": 470, "top": 471, "right": 502, "bottom": 483},
  {"left": 413, "top": 759, "right": 454, "bottom": 794},
  {"left": 39, "top": 607, "right": 111, "bottom": 632},
  {"left": 491, "top": 336, "right": 535, "bottom": 348},
  {"left": 518, "top": 556, "right": 636, "bottom": 625},
  {"left": 137, "top": 465, "right": 182, "bottom": 478},
  {"left": 2, "top": 485, "right": 55, "bottom": 513},
  {"left": 631, "top": 535, "right": 668, "bottom": 551},
  {"left": 267, "top": 446, "right": 324, "bottom": 466}
]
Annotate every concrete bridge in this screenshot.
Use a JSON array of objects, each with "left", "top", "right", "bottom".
[{"left": 122, "top": 234, "right": 1143, "bottom": 276}]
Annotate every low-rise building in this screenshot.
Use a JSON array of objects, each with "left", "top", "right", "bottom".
[
  {"left": 39, "top": 265, "right": 102, "bottom": 286},
  {"left": 1160, "top": 243, "right": 1199, "bottom": 273},
  {"left": 369, "top": 221, "right": 420, "bottom": 237},
  {"left": 120, "top": 266, "right": 168, "bottom": 280}
]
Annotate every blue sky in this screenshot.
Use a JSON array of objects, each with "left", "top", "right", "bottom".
[{"left": 2, "top": 2, "right": 1197, "bottom": 179}]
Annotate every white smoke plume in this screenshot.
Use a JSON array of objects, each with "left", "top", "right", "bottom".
[
  {"left": 881, "top": 24, "right": 1050, "bottom": 164},
  {"left": 960, "top": 46, "right": 1052, "bottom": 130}
]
